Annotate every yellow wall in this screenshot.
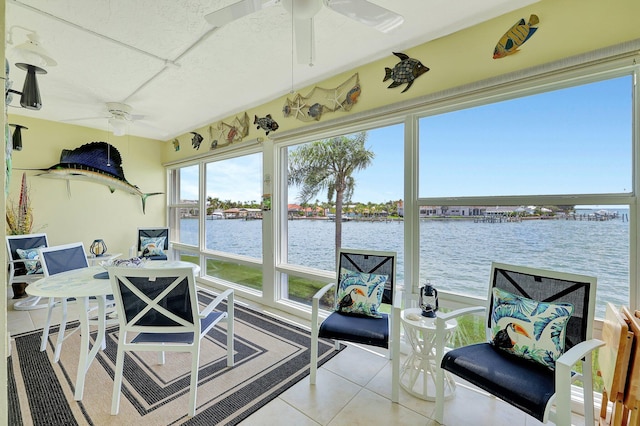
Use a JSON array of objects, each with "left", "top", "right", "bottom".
[
  {"left": 5, "top": 116, "right": 165, "bottom": 256},
  {"left": 161, "top": 0, "right": 640, "bottom": 164}
]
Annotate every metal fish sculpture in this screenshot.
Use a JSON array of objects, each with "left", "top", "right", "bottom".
[
  {"left": 383, "top": 52, "right": 429, "bottom": 93},
  {"left": 32, "top": 141, "right": 162, "bottom": 214},
  {"left": 226, "top": 127, "right": 238, "bottom": 143},
  {"left": 254, "top": 114, "right": 279, "bottom": 135},
  {"left": 343, "top": 84, "right": 361, "bottom": 106},
  {"left": 190, "top": 132, "right": 203, "bottom": 150},
  {"left": 493, "top": 14, "right": 539, "bottom": 59},
  {"left": 308, "top": 103, "right": 323, "bottom": 120}
]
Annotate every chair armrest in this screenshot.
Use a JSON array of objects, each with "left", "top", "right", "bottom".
[
  {"left": 553, "top": 338, "right": 604, "bottom": 426},
  {"left": 313, "top": 282, "right": 336, "bottom": 301},
  {"left": 7, "top": 258, "right": 39, "bottom": 267},
  {"left": 435, "top": 305, "right": 486, "bottom": 372},
  {"left": 556, "top": 338, "right": 605, "bottom": 369},
  {"left": 200, "top": 288, "right": 234, "bottom": 317},
  {"left": 129, "top": 244, "right": 137, "bottom": 258},
  {"left": 436, "top": 305, "right": 486, "bottom": 323},
  {"left": 311, "top": 282, "right": 335, "bottom": 328}
]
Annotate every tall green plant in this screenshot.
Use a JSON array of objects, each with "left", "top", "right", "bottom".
[{"left": 288, "top": 132, "right": 374, "bottom": 253}]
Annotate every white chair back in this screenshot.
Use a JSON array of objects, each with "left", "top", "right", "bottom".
[{"left": 39, "top": 242, "right": 89, "bottom": 277}]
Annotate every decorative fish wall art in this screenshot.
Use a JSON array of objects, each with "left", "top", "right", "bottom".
[
  {"left": 493, "top": 14, "right": 539, "bottom": 59},
  {"left": 31, "top": 141, "right": 162, "bottom": 214},
  {"left": 383, "top": 52, "right": 429, "bottom": 93},
  {"left": 172, "top": 138, "right": 180, "bottom": 151},
  {"left": 254, "top": 115, "right": 279, "bottom": 135},
  {"left": 190, "top": 132, "right": 203, "bottom": 150}
]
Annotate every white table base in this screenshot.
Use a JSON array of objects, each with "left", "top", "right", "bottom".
[{"left": 400, "top": 308, "right": 457, "bottom": 401}]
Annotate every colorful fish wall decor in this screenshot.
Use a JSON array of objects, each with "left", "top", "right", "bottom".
[
  {"left": 172, "top": 138, "right": 180, "bottom": 151},
  {"left": 31, "top": 141, "right": 162, "bottom": 214},
  {"left": 190, "top": 132, "right": 203, "bottom": 150},
  {"left": 282, "top": 73, "right": 361, "bottom": 122},
  {"left": 493, "top": 14, "right": 539, "bottom": 59},
  {"left": 383, "top": 52, "right": 429, "bottom": 93},
  {"left": 254, "top": 114, "right": 279, "bottom": 135}
]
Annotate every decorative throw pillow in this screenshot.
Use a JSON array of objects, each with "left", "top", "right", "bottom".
[
  {"left": 107, "top": 257, "right": 148, "bottom": 268},
  {"left": 334, "top": 267, "right": 388, "bottom": 318},
  {"left": 16, "top": 246, "right": 45, "bottom": 274},
  {"left": 490, "top": 287, "right": 574, "bottom": 370},
  {"left": 140, "top": 236, "right": 166, "bottom": 257}
]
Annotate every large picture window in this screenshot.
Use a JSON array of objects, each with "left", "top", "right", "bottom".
[
  {"left": 168, "top": 164, "right": 199, "bottom": 247},
  {"left": 417, "top": 75, "right": 633, "bottom": 319},
  {"left": 280, "top": 124, "right": 405, "bottom": 306}
]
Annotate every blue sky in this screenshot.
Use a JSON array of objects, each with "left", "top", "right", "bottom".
[{"left": 192, "top": 74, "right": 632, "bottom": 205}]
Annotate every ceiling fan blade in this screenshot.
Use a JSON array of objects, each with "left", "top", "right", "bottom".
[
  {"left": 324, "top": 0, "right": 404, "bottom": 33},
  {"left": 293, "top": 17, "right": 315, "bottom": 65},
  {"left": 129, "top": 114, "right": 146, "bottom": 121},
  {"left": 205, "top": 0, "right": 265, "bottom": 28},
  {"left": 61, "top": 116, "right": 109, "bottom": 122}
]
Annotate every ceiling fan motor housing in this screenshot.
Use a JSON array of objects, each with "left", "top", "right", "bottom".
[
  {"left": 281, "top": 0, "right": 322, "bottom": 19},
  {"left": 106, "top": 102, "right": 132, "bottom": 119}
]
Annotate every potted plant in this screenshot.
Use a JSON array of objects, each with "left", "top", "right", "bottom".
[{"left": 6, "top": 172, "right": 37, "bottom": 297}]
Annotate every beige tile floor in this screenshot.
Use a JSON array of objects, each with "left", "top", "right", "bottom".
[{"left": 7, "top": 291, "right": 593, "bottom": 426}]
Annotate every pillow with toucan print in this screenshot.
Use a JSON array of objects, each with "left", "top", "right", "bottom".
[
  {"left": 334, "top": 268, "right": 387, "bottom": 318},
  {"left": 140, "top": 236, "right": 165, "bottom": 257},
  {"left": 490, "top": 287, "right": 574, "bottom": 370}
]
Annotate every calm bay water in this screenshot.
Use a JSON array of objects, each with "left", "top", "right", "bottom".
[{"left": 185, "top": 209, "right": 629, "bottom": 317}]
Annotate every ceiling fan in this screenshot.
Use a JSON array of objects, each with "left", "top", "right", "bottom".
[
  {"left": 204, "top": 0, "right": 404, "bottom": 65},
  {"left": 64, "top": 102, "right": 146, "bottom": 136}
]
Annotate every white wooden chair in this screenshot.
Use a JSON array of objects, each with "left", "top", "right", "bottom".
[
  {"left": 108, "top": 266, "right": 234, "bottom": 417},
  {"left": 434, "top": 262, "right": 604, "bottom": 425}
]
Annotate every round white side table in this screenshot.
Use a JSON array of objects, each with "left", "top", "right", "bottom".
[{"left": 400, "top": 307, "right": 457, "bottom": 401}]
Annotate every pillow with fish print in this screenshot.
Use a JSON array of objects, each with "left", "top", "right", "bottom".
[
  {"left": 140, "top": 236, "right": 165, "bottom": 257},
  {"left": 334, "top": 268, "right": 387, "bottom": 318},
  {"left": 490, "top": 287, "right": 574, "bottom": 370},
  {"left": 16, "top": 246, "right": 45, "bottom": 274}
]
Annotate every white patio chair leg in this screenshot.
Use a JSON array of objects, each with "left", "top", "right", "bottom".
[
  {"left": 310, "top": 298, "right": 320, "bottom": 385},
  {"left": 227, "top": 292, "right": 234, "bottom": 367},
  {"left": 391, "top": 306, "right": 401, "bottom": 403},
  {"left": 434, "top": 316, "right": 446, "bottom": 423},
  {"left": 53, "top": 298, "right": 69, "bottom": 362},
  {"left": 111, "top": 344, "right": 126, "bottom": 415},
  {"left": 158, "top": 350, "right": 166, "bottom": 365},
  {"left": 582, "top": 355, "right": 596, "bottom": 426},
  {"left": 188, "top": 347, "right": 200, "bottom": 417},
  {"left": 40, "top": 297, "right": 56, "bottom": 352}
]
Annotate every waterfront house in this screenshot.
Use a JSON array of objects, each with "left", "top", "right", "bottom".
[{"left": 3, "top": 0, "right": 640, "bottom": 424}]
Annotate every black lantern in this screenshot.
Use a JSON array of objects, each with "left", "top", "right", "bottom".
[
  {"left": 9, "top": 124, "right": 27, "bottom": 151},
  {"left": 14, "top": 63, "right": 46, "bottom": 110},
  {"left": 89, "top": 239, "right": 107, "bottom": 257},
  {"left": 419, "top": 281, "right": 439, "bottom": 318}
]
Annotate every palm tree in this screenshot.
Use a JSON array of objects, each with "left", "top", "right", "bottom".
[{"left": 288, "top": 132, "right": 374, "bottom": 253}]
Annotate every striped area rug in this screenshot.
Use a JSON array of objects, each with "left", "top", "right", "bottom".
[{"left": 9, "top": 292, "right": 343, "bottom": 425}]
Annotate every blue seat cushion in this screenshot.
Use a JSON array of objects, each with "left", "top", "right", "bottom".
[
  {"left": 319, "top": 311, "right": 388, "bottom": 348},
  {"left": 441, "top": 342, "right": 554, "bottom": 422}
]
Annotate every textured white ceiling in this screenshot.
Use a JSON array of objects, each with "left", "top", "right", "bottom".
[{"left": 5, "top": 0, "right": 539, "bottom": 141}]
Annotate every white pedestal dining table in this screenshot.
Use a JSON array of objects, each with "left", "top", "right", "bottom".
[{"left": 26, "top": 260, "right": 201, "bottom": 401}]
